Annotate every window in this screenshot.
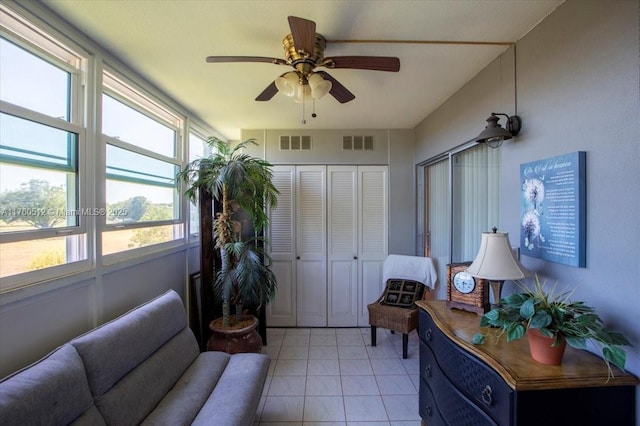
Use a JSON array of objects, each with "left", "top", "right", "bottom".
[
  {"left": 101, "top": 72, "right": 184, "bottom": 256},
  {"left": 0, "top": 9, "right": 87, "bottom": 285},
  {"left": 0, "top": 115, "right": 79, "bottom": 232}
]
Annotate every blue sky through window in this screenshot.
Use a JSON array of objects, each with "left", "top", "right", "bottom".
[{"left": 0, "top": 38, "right": 69, "bottom": 120}]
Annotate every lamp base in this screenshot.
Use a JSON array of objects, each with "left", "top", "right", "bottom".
[{"left": 489, "top": 280, "right": 505, "bottom": 305}]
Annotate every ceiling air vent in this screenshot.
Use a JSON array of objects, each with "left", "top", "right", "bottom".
[
  {"left": 280, "top": 135, "right": 312, "bottom": 151},
  {"left": 343, "top": 135, "right": 374, "bottom": 151}
]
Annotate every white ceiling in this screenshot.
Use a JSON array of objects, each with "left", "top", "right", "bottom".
[{"left": 42, "top": 0, "right": 564, "bottom": 140}]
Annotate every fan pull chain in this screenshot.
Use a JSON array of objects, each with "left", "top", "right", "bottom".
[
  {"left": 301, "top": 90, "right": 306, "bottom": 124},
  {"left": 312, "top": 100, "right": 317, "bottom": 118}
]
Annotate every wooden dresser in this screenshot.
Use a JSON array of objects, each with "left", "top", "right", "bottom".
[{"left": 417, "top": 300, "right": 638, "bottom": 426}]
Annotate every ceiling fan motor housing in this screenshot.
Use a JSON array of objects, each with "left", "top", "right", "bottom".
[{"left": 283, "top": 33, "right": 326, "bottom": 76}]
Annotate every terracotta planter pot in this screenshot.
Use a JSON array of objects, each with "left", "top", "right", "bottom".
[
  {"left": 526, "top": 328, "right": 567, "bottom": 365},
  {"left": 207, "top": 315, "right": 263, "bottom": 354}
]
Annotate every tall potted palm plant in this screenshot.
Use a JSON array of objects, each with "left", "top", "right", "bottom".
[{"left": 178, "top": 137, "right": 278, "bottom": 353}]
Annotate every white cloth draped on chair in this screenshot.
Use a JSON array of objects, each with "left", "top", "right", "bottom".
[{"left": 382, "top": 254, "right": 437, "bottom": 288}]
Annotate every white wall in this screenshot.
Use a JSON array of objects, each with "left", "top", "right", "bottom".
[
  {"left": 415, "top": 0, "right": 639, "bottom": 417},
  {"left": 388, "top": 129, "right": 416, "bottom": 255},
  {"left": 0, "top": 250, "right": 188, "bottom": 377}
]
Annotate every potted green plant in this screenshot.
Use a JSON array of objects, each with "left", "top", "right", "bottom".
[
  {"left": 177, "top": 137, "right": 278, "bottom": 353},
  {"left": 472, "top": 275, "right": 631, "bottom": 378}
]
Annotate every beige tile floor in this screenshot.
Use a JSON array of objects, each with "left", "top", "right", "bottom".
[{"left": 254, "top": 327, "right": 422, "bottom": 426}]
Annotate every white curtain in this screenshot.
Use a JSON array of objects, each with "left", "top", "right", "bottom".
[{"left": 451, "top": 144, "right": 500, "bottom": 262}]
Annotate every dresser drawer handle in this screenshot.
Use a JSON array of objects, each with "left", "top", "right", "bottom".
[
  {"left": 425, "top": 329, "right": 432, "bottom": 341},
  {"left": 424, "top": 365, "right": 432, "bottom": 377},
  {"left": 481, "top": 385, "right": 493, "bottom": 406}
]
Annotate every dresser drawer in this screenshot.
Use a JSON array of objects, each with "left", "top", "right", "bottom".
[
  {"left": 420, "top": 309, "right": 513, "bottom": 425},
  {"left": 421, "top": 341, "right": 497, "bottom": 426},
  {"left": 419, "top": 375, "right": 446, "bottom": 426}
]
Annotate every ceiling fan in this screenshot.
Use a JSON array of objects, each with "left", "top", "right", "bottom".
[{"left": 205, "top": 16, "right": 400, "bottom": 104}]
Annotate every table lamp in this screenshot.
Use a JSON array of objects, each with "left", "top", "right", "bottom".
[{"left": 466, "top": 227, "right": 530, "bottom": 304}]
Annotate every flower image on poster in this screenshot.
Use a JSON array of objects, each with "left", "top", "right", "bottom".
[{"left": 520, "top": 151, "right": 586, "bottom": 267}]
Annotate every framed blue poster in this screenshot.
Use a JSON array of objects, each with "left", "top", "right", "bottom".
[{"left": 520, "top": 151, "right": 586, "bottom": 267}]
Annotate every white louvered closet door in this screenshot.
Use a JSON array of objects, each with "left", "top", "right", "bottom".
[
  {"left": 327, "top": 166, "right": 358, "bottom": 326},
  {"left": 267, "top": 165, "right": 387, "bottom": 328},
  {"left": 358, "top": 166, "right": 389, "bottom": 326},
  {"left": 295, "top": 166, "right": 327, "bottom": 327},
  {"left": 266, "top": 166, "right": 296, "bottom": 326}
]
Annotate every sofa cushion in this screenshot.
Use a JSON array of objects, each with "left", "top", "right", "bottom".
[
  {"left": 141, "top": 351, "right": 231, "bottom": 425},
  {"left": 70, "top": 290, "right": 193, "bottom": 399},
  {"left": 0, "top": 344, "right": 103, "bottom": 426},
  {"left": 91, "top": 326, "right": 199, "bottom": 424},
  {"left": 191, "top": 353, "right": 270, "bottom": 426}
]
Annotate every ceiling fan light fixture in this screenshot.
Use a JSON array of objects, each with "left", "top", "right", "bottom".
[
  {"left": 206, "top": 16, "right": 399, "bottom": 105},
  {"left": 275, "top": 71, "right": 299, "bottom": 97},
  {"left": 308, "top": 73, "right": 332, "bottom": 99},
  {"left": 294, "top": 83, "right": 311, "bottom": 103}
]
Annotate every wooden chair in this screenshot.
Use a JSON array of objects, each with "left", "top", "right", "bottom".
[{"left": 367, "top": 287, "right": 434, "bottom": 359}]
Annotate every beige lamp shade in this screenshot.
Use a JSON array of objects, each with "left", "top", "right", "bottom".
[{"left": 467, "top": 230, "right": 530, "bottom": 280}]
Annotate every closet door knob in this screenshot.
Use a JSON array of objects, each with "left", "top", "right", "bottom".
[
  {"left": 296, "top": 256, "right": 300, "bottom": 260},
  {"left": 353, "top": 256, "right": 358, "bottom": 260}
]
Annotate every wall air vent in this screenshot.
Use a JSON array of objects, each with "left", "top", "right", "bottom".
[
  {"left": 342, "top": 135, "right": 374, "bottom": 151},
  {"left": 280, "top": 135, "right": 312, "bottom": 151}
]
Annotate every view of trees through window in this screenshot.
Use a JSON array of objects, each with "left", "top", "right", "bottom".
[
  {"left": 106, "top": 195, "right": 174, "bottom": 249},
  {"left": 0, "top": 179, "right": 69, "bottom": 230}
]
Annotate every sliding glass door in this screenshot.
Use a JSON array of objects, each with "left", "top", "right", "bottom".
[{"left": 419, "top": 143, "right": 500, "bottom": 299}]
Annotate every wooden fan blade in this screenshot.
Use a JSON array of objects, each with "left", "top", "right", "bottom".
[
  {"left": 255, "top": 81, "right": 279, "bottom": 101},
  {"left": 316, "top": 71, "right": 355, "bottom": 104},
  {"left": 288, "top": 16, "right": 316, "bottom": 55},
  {"left": 323, "top": 56, "right": 400, "bottom": 72},
  {"left": 206, "top": 56, "right": 287, "bottom": 65}
]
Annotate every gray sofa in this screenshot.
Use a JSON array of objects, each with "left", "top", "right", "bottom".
[{"left": 0, "top": 290, "right": 270, "bottom": 426}]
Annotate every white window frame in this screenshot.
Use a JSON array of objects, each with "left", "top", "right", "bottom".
[
  {"left": 101, "top": 70, "right": 185, "bottom": 261},
  {"left": 0, "top": 5, "right": 91, "bottom": 291}
]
